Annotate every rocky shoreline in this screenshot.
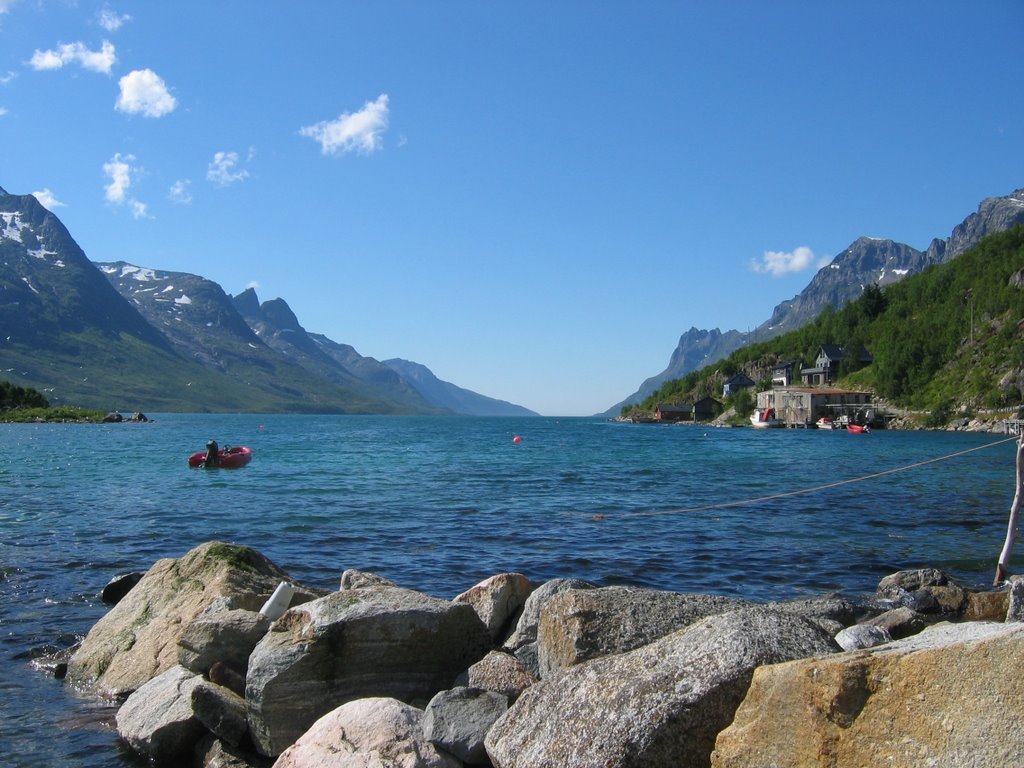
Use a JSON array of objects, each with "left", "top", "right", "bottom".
[{"left": 55, "top": 541, "right": 1024, "bottom": 767}]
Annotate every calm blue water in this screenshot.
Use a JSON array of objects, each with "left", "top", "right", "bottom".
[{"left": 1, "top": 415, "right": 1019, "bottom": 766}]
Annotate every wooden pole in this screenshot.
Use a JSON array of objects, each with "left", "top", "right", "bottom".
[{"left": 995, "top": 434, "right": 1024, "bottom": 585}]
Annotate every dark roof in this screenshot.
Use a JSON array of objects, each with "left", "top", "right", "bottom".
[
  {"left": 723, "top": 373, "right": 755, "bottom": 386},
  {"left": 818, "top": 344, "right": 844, "bottom": 360},
  {"left": 656, "top": 403, "right": 692, "bottom": 412},
  {"left": 693, "top": 396, "right": 723, "bottom": 408}
]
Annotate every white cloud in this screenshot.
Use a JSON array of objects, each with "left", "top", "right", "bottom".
[
  {"left": 98, "top": 6, "right": 131, "bottom": 32},
  {"left": 32, "top": 188, "right": 65, "bottom": 209},
  {"left": 207, "top": 151, "right": 250, "bottom": 186},
  {"left": 103, "top": 153, "right": 134, "bottom": 204},
  {"left": 102, "top": 152, "right": 148, "bottom": 218},
  {"left": 0, "top": 71, "right": 16, "bottom": 85},
  {"left": 168, "top": 179, "right": 192, "bottom": 204},
  {"left": 246, "top": 280, "right": 260, "bottom": 290},
  {"left": 750, "top": 246, "right": 827, "bottom": 277},
  {"left": 30, "top": 41, "right": 116, "bottom": 75},
  {"left": 116, "top": 69, "right": 176, "bottom": 118},
  {"left": 0, "top": 107, "right": 7, "bottom": 117},
  {"left": 0, "top": 0, "right": 17, "bottom": 14},
  {"left": 299, "top": 94, "right": 390, "bottom": 155}
]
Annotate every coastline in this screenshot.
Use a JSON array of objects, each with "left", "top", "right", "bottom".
[{"left": 49, "top": 541, "right": 1024, "bottom": 767}]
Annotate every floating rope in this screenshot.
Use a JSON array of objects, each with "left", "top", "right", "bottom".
[{"left": 577, "top": 434, "right": 1020, "bottom": 521}]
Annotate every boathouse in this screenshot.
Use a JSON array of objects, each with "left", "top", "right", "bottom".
[
  {"left": 755, "top": 387, "right": 873, "bottom": 427},
  {"left": 655, "top": 403, "right": 691, "bottom": 422},
  {"left": 693, "top": 396, "right": 724, "bottom": 422}
]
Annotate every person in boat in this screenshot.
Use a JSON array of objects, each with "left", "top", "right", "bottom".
[{"left": 204, "top": 439, "right": 220, "bottom": 468}]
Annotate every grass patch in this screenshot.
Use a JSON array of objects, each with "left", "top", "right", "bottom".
[{"left": 0, "top": 406, "right": 108, "bottom": 423}]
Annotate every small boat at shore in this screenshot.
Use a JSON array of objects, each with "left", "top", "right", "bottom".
[
  {"left": 188, "top": 445, "right": 253, "bottom": 468},
  {"left": 815, "top": 417, "right": 836, "bottom": 429},
  {"left": 846, "top": 423, "right": 870, "bottom": 434},
  {"left": 750, "top": 408, "right": 783, "bottom": 429}
]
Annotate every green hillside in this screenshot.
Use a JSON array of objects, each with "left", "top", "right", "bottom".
[{"left": 629, "top": 225, "right": 1024, "bottom": 421}]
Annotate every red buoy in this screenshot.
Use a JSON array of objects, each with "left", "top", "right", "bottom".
[{"left": 512, "top": 435, "right": 522, "bottom": 444}]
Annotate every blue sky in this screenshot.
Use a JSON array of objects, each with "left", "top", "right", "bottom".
[{"left": 1, "top": 2, "right": 1022, "bottom": 416}]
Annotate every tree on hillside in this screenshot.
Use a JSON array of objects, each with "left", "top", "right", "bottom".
[{"left": 0, "top": 381, "right": 49, "bottom": 410}]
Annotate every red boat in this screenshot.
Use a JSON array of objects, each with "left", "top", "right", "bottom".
[
  {"left": 188, "top": 445, "right": 253, "bottom": 468},
  {"left": 846, "top": 424, "right": 870, "bottom": 434}
]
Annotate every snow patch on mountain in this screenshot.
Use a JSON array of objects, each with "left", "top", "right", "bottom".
[
  {"left": 1, "top": 212, "right": 27, "bottom": 243},
  {"left": 28, "top": 248, "right": 61, "bottom": 265}
]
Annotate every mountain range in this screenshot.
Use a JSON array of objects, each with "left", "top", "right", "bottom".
[
  {"left": 0, "top": 185, "right": 536, "bottom": 416},
  {"left": 604, "top": 187, "right": 1024, "bottom": 415},
  {"left": 5, "top": 181, "right": 1023, "bottom": 417}
]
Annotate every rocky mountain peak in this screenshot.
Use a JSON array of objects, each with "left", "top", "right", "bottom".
[
  {"left": 929, "top": 187, "right": 1024, "bottom": 264},
  {"left": 232, "top": 286, "right": 261, "bottom": 318}
]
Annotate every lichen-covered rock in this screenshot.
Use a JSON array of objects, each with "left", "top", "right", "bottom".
[
  {"left": 963, "top": 588, "right": 1010, "bottom": 621},
  {"left": 115, "top": 665, "right": 205, "bottom": 761},
  {"left": 486, "top": 606, "right": 838, "bottom": 768},
  {"left": 454, "top": 650, "right": 536, "bottom": 703},
  {"left": 710, "top": 622, "right": 1024, "bottom": 768},
  {"left": 179, "top": 608, "right": 271, "bottom": 676},
  {"left": 272, "top": 697, "right": 461, "bottom": 768},
  {"left": 247, "top": 585, "right": 492, "bottom": 756},
  {"left": 453, "top": 572, "right": 534, "bottom": 643},
  {"left": 67, "top": 542, "right": 317, "bottom": 697},
  {"left": 422, "top": 686, "right": 508, "bottom": 765},
  {"left": 537, "top": 586, "right": 748, "bottom": 676}
]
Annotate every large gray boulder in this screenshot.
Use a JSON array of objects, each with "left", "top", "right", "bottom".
[
  {"left": 537, "top": 586, "right": 749, "bottom": 676},
  {"left": 272, "top": 697, "right": 461, "bottom": 768},
  {"left": 178, "top": 607, "right": 271, "bottom": 676},
  {"left": 503, "top": 577, "right": 594, "bottom": 650},
  {"left": 66, "top": 542, "right": 317, "bottom": 697},
  {"left": 485, "top": 606, "right": 838, "bottom": 768},
  {"left": 422, "top": 686, "right": 508, "bottom": 765},
  {"left": 247, "top": 585, "right": 492, "bottom": 756},
  {"left": 453, "top": 572, "right": 534, "bottom": 643},
  {"left": 115, "top": 665, "right": 205, "bottom": 761},
  {"left": 766, "top": 595, "right": 861, "bottom": 629}
]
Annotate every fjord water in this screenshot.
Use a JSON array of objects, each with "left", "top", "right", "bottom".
[{"left": 0, "top": 414, "right": 1019, "bottom": 766}]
